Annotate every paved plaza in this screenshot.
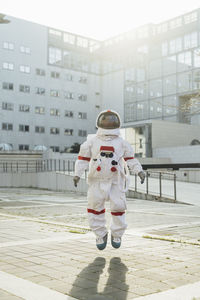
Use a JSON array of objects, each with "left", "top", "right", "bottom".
[{"left": 0, "top": 187, "right": 200, "bottom": 299}]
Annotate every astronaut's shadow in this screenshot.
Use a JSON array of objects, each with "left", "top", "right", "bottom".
[{"left": 70, "top": 256, "right": 129, "bottom": 300}]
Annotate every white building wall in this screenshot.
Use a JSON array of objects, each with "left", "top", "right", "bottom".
[
  {"left": 153, "top": 145, "right": 200, "bottom": 163},
  {"left": 0, "top": 15, "right": 101, "bottom": 151},
  {"left": 152, "top": 120, "right": 200, "bottom": 149}
]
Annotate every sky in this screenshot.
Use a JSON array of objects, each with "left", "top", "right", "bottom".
[{"left": 1, "top": 0, "right": 200, "bottom": 40}]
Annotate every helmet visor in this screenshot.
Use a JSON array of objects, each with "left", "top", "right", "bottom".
[{"left": 97, "top": 112, "right": 120, "bottom": 129}]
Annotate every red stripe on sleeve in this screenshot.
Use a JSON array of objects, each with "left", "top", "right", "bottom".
[
  {"left": 78, "top": 156, "right": 91, "bottom": 161},
  {"left": 87, "top": 208, "right": 105, "bottom": 215},
  {"left": 124, "top": 157, "right": 134, "bottom": 161}
]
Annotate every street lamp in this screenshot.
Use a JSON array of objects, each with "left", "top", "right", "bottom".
[{"left": 0, "top": 14, "right": 10, "bottom": 24}]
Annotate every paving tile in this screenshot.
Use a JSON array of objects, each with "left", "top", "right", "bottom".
[{"left": 1, "top": 188, "right": 200, "bottom": 300}]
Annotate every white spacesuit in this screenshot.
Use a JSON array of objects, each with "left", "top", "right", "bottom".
[{"left": 73, "top": 110, "right": 145, "bottom": 250}]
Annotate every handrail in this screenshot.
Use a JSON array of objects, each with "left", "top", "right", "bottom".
[
  {"left": 0, "top": 159, "right": 177, "bottom": 202},
  {"left": 142, "top": 163, "right": 200, "bottom": 170},
  {"left": 130, "top": 170, "right": 177, "bottom": 202}
]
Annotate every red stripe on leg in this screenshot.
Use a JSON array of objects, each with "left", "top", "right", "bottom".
[
  {"left": 87, "top": 208, "right": 105, "bottom": 215},
  {"left": 111, "top": 211, "right": 125, "bottom": 216}
]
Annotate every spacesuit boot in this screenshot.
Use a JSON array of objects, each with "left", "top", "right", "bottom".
[
  {"left": 111, "top": 236, "right": 121, "bottom": 248},
  {"left": 96, "top": 233, "right": 108, "bottom": 250}
]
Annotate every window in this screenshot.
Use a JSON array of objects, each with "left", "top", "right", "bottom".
[
  {"left": 78, "top": 112, "right": 87, "bottom": 119},
  {"left": 35, "top": 126, "right": 45, "bottom": 133},
  {"left": 193, "top": 70, "right": 200, "bottom": 89},
  {"left": 178, "top": 51, "right": 192, "bottom": 72},
  {"left": 49, "top": 29, "right": 62, "bottom": 38},
  {"left": 35, "top": 87, "right": 45, "bottom": 95},
  {"left": 35, "top": 106, "right": 45, "bottom": 114},
  {"left": 184, "top": 12, "right": 198, "bottom": 24},
  {"left": 169, "top": 37, "right": 182, "bottom": 54},
  {"left": 49, "top": 47, "right": 62, "bottom": 65},
  {"left": 79, "top": 76, "right": 87, "bottom": 84},
  {"left": 2, "top": 102, "right": 13, "bottom": 111},
  {"left": 20, "top": 65, "right": 30, "bottom": 73},
  {"left": 162, "top": 42, "right": 168, "bottom": 56},
  {"left": 125, "top": 68, "right": 135, "bottom": 83},
  {"left": 19, "top": 124, "right": 29, "bottom": 132},
  {"left": 149, "top": 79, "right": 162, "bottom": 98},
  {"left": 3, "top": 42, "right": 14, "bottom": 50},
  {"left": 163, "top": 75, "right": 176, "bottom": 96},
  {"left": 36, "top": 68, "right": 45, "bottom": 76},
  {"left": 19, "top": 105, "right": 30, "bottom": 112},
  {"left": 2, "top": 123, "right": 13, "bottom": 131},
  {"left": 184, "top": 32, "right": 198, "bottom": 49},
  {"left": 137, "top": 26, "right": 148, "bottom": 39},
  {"left": 163, "top": 96, "right": 177, "bottom": 116},
  {"left": 64, "top": 91, "right": 74, "bottom": 99},
  {"left": 65, "top": 110, "right": 73, "bottom": 118},
  {"left": 19, "top": 85, "right": 30, "bottom": 93},
  {"left": 65, "top": 73, "right": 73, "bottom": 81},
  {"left": 78, "top": 94, "right": 87, "bottom": 101},
  {"left": 63, "top": 33, "right": 75, "bottom": 44},
  {"left": 50, "top": 108, "right": 60, "bottom": 116},
  {"left": 163, "top": 56, "right": 176, "bottom": 75},
  {"left": 137, "top": 45, "right": 148, "bottom": 54},
  {"left": 157, "top": 23, "right": 168, "bottom": 34},
  {"left": 149, "top": 59, "right": 162, "bottom": 79},
  {"left": 178, "top": 72, "right": 192, "bottom": 92},
  {"left": 149, "top": 99, "right": 162, "bottom": 118},
  {"left": 124, "top": 85, "right": 136, "bottom": 102},
  {"left": 2, "top": 82, "right": 14, "bottom": 90},
  {"left": 136, "top": 69, "right": 145, "bottom": 82},
  {"left": 124, "top": 85, "right": 134, "bottom": 95},
  {"left": 136, "top": 102, "right": 149, "bottom": 121},
  {"left": 137, "top": 83, "right": 147, "bottom": 100},
  {"left": 169, "top": 18, "right": 182, "bottom": 29},
  {"left": 20, "top": 46, "right": 30, "bottom": 54},
  {"left": 19, "top": 144, "right": 29, "bottom": 151},
  {"left": 78, "top": 129, "right": 87, "bottom": 137},
  {"left": 139, "top": 139, "right": 143, "bottom": 149},
  {"left": 194, "top": 49, "right": 200, "bottom": 68},
  {"left": 77, "top": 37, "right": 88, "bottom": 48},
  {"left": 50, "top": 89, "right": 59, "bottom": 97},
  {"left": 51, "top": 71, "right": 60, "bottom": 78},
  {"left": 124, "top": 103, "right": 137, "bottom": 122},
  {"left": 50, "top": 146, "right": 60, "bottom": 152},
  {"left": 50, "top": 127, "right": 60, "bottom": 134},
  {"left": 3, "top": 62, "right": 14, "bottom": 70},
  {"left": 64, "top": 129, "right": 73, "bottom": 136}
]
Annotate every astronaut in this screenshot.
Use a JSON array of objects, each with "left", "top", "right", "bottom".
[{"left": 73, "top": 110, "right": 145, "bottom": 250}]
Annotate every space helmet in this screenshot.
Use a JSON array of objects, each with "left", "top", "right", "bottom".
[{"left": 96, "top": 110, "right": 121, "bottom": 129}]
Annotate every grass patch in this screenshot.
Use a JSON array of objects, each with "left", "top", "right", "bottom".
[
  {"left": 69, "top": 229, "right": 87, "bottom": 234},
  {"left": 143, "top": 235, "right": 200, "bottom": 246}
]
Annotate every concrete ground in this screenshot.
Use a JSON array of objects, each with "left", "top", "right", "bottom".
[{"left": 0, "top": 187, "right": 200, "bottom": 300}]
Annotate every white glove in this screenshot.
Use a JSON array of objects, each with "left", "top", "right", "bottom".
[
  {"left": 73, "top": 176, "right": 80, "bottom": 187},
  {"left": 138, "top": 171, "right": 145, "bottom": 184}
]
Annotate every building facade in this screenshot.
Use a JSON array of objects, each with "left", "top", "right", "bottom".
[
  {"left": 0, "top": 16, "right": 102, "bottom": 152},
  {"left": 1, "top": 9, "right": 200, "bottom": 154}
]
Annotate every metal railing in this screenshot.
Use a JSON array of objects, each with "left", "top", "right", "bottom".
[
  {"left": 0, "top": 159, "right": 76, "bottom": 174},
  {"left": 129, "top": 170, "right": 177, "bottom": 202},
  {"left": 0, "top": 160, "right": 177, "bottom": 202}
]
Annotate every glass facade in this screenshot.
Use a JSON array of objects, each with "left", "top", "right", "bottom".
[
  {"left": 47, "top": 9, "right": 200, "bottom": 130},
  {"left": 123, "top": 10, "right": 200, "bottom": 124}
]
